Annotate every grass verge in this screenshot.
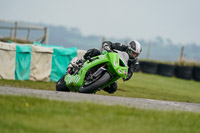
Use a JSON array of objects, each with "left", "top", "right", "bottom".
[
  {"left": 97, "top": 73, "right": 200, "bottom": 103},
  {"left": 0, "top": 95, "right": 200, "bottom": 133},
  {"left": 0, "top": 73, "right": 200, "bottom": 103},
  {"left": 0, "top": 79, "right": 55, "bottom": 91}
]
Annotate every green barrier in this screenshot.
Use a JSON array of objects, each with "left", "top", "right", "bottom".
[
  {"left": 50, "top": 47, "right": 77, "bottom": 82},
  {"left": 15, "top": 45, "right": 32, "bottom": 80}
]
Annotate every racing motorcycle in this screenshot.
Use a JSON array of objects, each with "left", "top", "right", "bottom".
[{"left": 56, "top": 50, "right": 128, "bottom": 93}]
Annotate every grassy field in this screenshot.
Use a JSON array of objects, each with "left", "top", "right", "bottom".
[
  {"left": 0, "top": 79, "right": 55, "bottom": 90},
  {"left": 0, "top": 95, "right": 200, "bottom": 133},
  {"left": 97, "top": 73, "right": 200, "bottom": 103},
  {"left": 0, "top": 73, "right": 200, "bottom": 103}
]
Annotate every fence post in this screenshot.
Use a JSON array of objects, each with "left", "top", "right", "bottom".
[
  {"left": 146, "top": 41, "right": 151, "bottom": 59},
  {"left": 26, "top": 29, "right": 30, "bottom": 41},
  {"left": 14, "top": 22, "right": 18, "bottom": 40},
  {"left": 10, "top": 28, "right": 13, "bottom": 39},
  {"left": 179, "top": 46, "right": 184, "bottom": 61},
  {"left": 43, "top": 27, "right": 48, "bottom": 44}
]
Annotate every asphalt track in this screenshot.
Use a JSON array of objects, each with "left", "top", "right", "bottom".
[{"left": 0, "top": 86, "right": 200, "bottom": 113}]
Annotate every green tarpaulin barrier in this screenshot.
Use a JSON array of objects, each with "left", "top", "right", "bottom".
[
  {"left": 15, "top": 45, "right": 32, "bottom": 80},
  {"left": 50, "top": 47, "right": 77, "bottom": 82},
  {"left": 14, "top": 42, "right": 77, "bottom": 82}
]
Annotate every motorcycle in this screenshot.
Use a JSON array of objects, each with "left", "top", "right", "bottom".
[{"left": 56, "top": 50, "right": 128, "bottom": 93}]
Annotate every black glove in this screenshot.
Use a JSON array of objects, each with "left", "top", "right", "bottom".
[
  {"left": 102, "top": 41, "right": 112, "bottom": 52},
  {"left": 123, "top": 59, "right": 138, "bottom": 81},
  {"left": 123, "top": 72, "right": 133, "bottom": 81}
]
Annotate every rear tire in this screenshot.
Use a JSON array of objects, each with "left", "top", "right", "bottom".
[
  {"left": 56, "top": 75, "right": 70, "bottom": 92},
  {"left": 79, "top": 72, "right": 111, "bottom": 93}
]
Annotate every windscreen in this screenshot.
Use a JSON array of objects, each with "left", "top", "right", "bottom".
[{"left": 116, "top": 50, "right": 129, "bottom": 66}]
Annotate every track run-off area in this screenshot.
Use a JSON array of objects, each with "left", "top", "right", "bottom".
[{"left": 0, "top": 86, "right": 200, "bottom": 113}]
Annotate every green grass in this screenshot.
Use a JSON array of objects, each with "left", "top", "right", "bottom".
[
  {"left": 0, "top": 95, "right": 200, "bottom": 133},
  {"left": 97, "top": 73, "right": 200, "bottom": 103},
  {"left": 0, "top": 79, "right": 55, "bottom": 91},
  {"left": 0, "top": 73, "right": 200, "bottom": 103}
]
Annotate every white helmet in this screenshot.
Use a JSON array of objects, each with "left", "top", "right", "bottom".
[{"left": 127, "top": 40, "right": 142, "bottom": 59}]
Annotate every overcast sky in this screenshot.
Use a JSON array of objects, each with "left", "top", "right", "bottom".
[{"left": 1, "top": 0, "right": 200, "bottom": 44}]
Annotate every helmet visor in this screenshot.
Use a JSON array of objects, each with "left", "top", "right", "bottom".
[{"left": 129, "top": 50, "right": 139, "bottom": 58}]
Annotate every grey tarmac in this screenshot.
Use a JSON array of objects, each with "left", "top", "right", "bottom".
[{"left": 0, "top": 86, "right": 200, "bottom": 113}]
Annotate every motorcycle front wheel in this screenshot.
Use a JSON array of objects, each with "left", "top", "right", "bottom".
[
  {"left": 79, "top": 72, "right": 111, "bottom": 93},
  {"left": 56, "top": 74, "right": 70, "bottom": 92}
]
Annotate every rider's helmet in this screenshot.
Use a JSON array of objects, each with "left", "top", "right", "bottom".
[{"left": 127, "top": 40, "right": 142, "bottom": 59}]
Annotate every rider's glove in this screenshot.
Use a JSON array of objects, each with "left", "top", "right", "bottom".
[
  {"left": 103, "top": 42, "right": 112, "bottom": 52},
  {"left": 123, "top": 61, "right": 138, "bottom": 81},
  {"left": 123, "top": 72, "right": 133, "bottom": 81}
]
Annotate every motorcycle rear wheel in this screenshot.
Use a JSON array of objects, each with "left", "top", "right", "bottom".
[
  {"left": 56, "top": 74, "right": 70, "bottom": 92},
  {"left": 79, "top": 72, "right": 111, "bottom": 93}
]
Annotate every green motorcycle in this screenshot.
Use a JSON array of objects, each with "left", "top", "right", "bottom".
[{"left": 56, "top": 50, "right": 128, "bottom": 93}]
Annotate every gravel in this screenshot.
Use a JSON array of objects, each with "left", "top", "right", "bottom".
[{"left": 0, "top": 86, "right": 200, "bottom": 113}]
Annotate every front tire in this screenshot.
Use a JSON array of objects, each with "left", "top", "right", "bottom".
[
  {"left": 79, "top": 72, "right": 111, "bottom": 93},
  {"left": 56, "top": 75, "right": 70, "bottom": 92}
]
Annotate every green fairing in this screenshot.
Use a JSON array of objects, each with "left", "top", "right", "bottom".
[{"left": 64, "top": 51, "right": 128, "bottom": 92}]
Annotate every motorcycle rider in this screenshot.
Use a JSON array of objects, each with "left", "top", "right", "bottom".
[
  {"left": 67, "top": 40, "right": 142, "bottom": 93},
  {"left": 100, "top": 40, "right": 142, "bottom": 93}
]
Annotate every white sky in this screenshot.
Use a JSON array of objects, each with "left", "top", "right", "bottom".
[{"left": 0, "top": 0, "right": 200, "bottom": 44}]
